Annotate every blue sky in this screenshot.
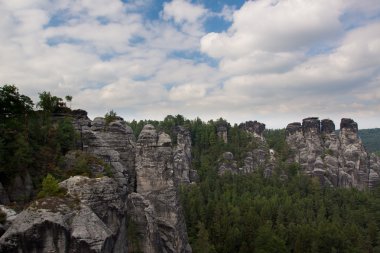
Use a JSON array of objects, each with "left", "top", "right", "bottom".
[{"left": 1, "top": 0, "right": 380, "bottom": 128}]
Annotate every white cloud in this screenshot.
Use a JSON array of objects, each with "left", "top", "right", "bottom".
[
  {"left": 162, "top": 0, "right": 207, "bottom": 24},
  {"left": 169, "top": 83, "right": 206, "bottom": 101},
  {"left": 201, "top": 0, "right": 343, "bottom": 58},
  {"left": 0, "top": 0, "right": 379, "bottom": 128}
]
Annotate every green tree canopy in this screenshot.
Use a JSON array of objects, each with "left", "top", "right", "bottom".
[{"left": 0, "top": 84, "right": 34, "bottom": 119}]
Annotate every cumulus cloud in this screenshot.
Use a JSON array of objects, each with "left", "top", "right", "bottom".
[
  {"left": 162, "top": 0, "right": 207, "bottom": 24},
  {"left": 0, "top": 0, "right": 379, "bottom": 128}
]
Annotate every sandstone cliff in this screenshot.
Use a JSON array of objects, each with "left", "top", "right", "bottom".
[
  {"left": 0, "top": 176, "right": 123, "bottom": 253},
  {"left": 0, "top": 112, "right": 192, "bottom": 253},
  {"left": 286, "top": 117, "right": 380, "bottom": 189}
]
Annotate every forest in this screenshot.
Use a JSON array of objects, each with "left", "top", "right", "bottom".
[
  {"left": 1, "top": 84, "right": 380, "bottom": 253},
  {"left": 359, "top": 129, "right": 380, "bottom": 155},
  {"left": 127, "top": 114, "right": 380, "bottom": 253}
]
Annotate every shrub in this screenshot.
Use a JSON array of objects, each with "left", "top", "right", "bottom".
[
  {"left": 104, "top": 109, "right": 118, "bottom": 125},
  {"left": 37, "top": 174, "right": 66, "bottom": 198}
]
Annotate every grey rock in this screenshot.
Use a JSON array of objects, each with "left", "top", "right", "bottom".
[
  {"left": 71, "top": 109, "right": 92, "bottom": 131},
  {"left": 138, "top": 124, "right": 158, "bottom": 147},
  {"left": 239, "top": 121, "right": 266, "bottom": 136},
  {"left": 0, "top": 176, "right": 128, "bottom": 253},
  {"left": 218, "top": 152, "right": 239, "bottom": 175},
  {"left": 217, "top": 126, "right": 228, "bottom": 144},
  {"left": 0, "top": 198, "right": 114, "bottom": 253},
  {"left": 60, "top": 176, "right": 128, "bottom": 253},
  {"left": 0, "top": 205, "right": 17, "bottom": 236},
  {"left": 92, "top": 117, "right": 106, "bottom": 131},
  {"left": 321, "top": 119, "right": 335, "bottom": 134},
  {"left": 340, "top": 118, "right": 358, "bottom": 133},
  {"left": 369, "top": 169, "right": 380, "bottom": 189},
  {"left": 127, "top": 193, "right": 161, "bottom": 253},
  {"left": 81, "top": 118, "right": 135, "bottom": 193},
  {"left": 286, "top": 117, "right": 380, "bottom": 189},
  {"left": 135, "top": 124, "right": 191, "bottom": 253},
  {"left": 174, "top": 126, "right": 193, "bottom": 184},
  {"left": 158, "top": 132, "right": 172, "bottom": 147},
  {"left": 302, "top": 117, "right": 320, "bottom": 134},
  {"left": 286, "top": 122, "right": 302, "bottom": 136},
  {"left": 223, "top": 152, "right": 234, "bottom": 160}
]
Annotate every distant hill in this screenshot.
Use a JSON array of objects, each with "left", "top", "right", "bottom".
[{"left": 359, "top": 128, "right": 380, "bottom": 153}]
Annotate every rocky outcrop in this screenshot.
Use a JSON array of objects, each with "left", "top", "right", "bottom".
[
  {"left": 1, "top": 115, "right": 193, "bottom": 253},
  {"left": 59, "top": 176, "right": 128, "bottom": 252},
  {"left": 216, "top": 123, "right": 228, "bottom": 143},
  {"left": 173, "top": 126, "right": 197, "bottom": 184},
  {"left": 218, "top": 152, "right": 239, "bottom": 175},
  {"left": 239, "top": 121, "right": 266, "bottom": 137},
  {"left": 0, "top": 176, "right": 124, "bottom": 253},
  {"left": 0, "top": 205, "right": 17, "bottom": 236},
  {"left": 286, "top": 117, "right": 380, "bottom": 189},
  {"left": 127, "top": 193, "right": 161, "bottom": 253},
  {"left": 134, "top": 125, "right": 191, "bottom": 253},
  {"left": 81, "top": 117, "right": 136, "bottom": 193},
  {"left": 219, "top": 120, "right": 275, "bottom": 177}
]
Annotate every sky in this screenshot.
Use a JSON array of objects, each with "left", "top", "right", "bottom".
[{"left": 1, "top": 0, "right": 380, "bottom": 129}]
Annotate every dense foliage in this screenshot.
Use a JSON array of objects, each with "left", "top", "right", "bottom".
[
  {"left": 181, "top": 171, "right": 380, "bottom": 253},
  {"left": 0, "top": 84, "right": 105, "bottom": 203},
  {"left": 359, "top": 129, "right": 380, "bottom": 154}
]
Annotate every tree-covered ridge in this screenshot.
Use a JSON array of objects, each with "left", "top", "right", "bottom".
[
  {"left": 2, "top": 84, "right": 380, "bottom": 252},
  {"left": 359, "top": 128, "right": 380, "bottom": 154},
  {"left": 0, "top": 84, "right": 107, "bottom": 205},
  {"left": 128, "top": 116, "right": 380, "bottom": 252}
]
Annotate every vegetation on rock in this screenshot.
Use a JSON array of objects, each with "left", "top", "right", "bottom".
[{"left": 37, "top": 174, "right": 66, "bottom": 198}]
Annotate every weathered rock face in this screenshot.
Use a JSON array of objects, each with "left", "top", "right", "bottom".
[
  {"left": 0, "top": 205, "right": 17, "bottom": 236},
  {"left": 127, "top": 193, "right": 161, "bottom": 253},
  {"left": 218, "top": 152, "right": 239, "bottom": 175},
  {"left": 219, "top": 120, "right": 275, "bottom": 177},
  {"left": 134, "top": 125, "right": 191, "bottom": 253},
  {"left": 173, "top": 126, "right": 198, "bottom": 184},
  {"left": 217, "top": 125, "right": 228, "bottom": 143},
  {"left": 239, "top": 121, "right": 266, "bottom": 137},
  {"left": 59, "top": 176, "right": 128, "bottom": 252},
  {"left": 0, "top": 176, "right": 123, "bottom": 253},
  {"left": 286, "top": 117, "right": 380, "bottom": 189},
  {"left": 82, "top": 118, "right": 136, "bottom": 193},
  {"left": 79, "top": 119, "right": 191, "bottom": 253},
  {"left": 1, "top": 112, "right": 193, "bottom": 253}
]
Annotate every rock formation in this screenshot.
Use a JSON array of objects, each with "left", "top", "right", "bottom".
[
  {"left": 0, "top": 176, "right": 124, "bottom": 253},
  {"left": 219, "top": 121, "right": 275, "bottom": 177},
  {"left": 0, "top": 112, "right": 192, "bottom": 253},
  {"left": 239, "top": 120, "right": 266, "bottom": 137},
  {"left": 173, "top": 126, "right": 198, "bottom": 184},
  {"left": 286, "top": 117, "right": 380, "bottom": 189},
  {"left": 216, "top": 123, "right": 228, "bottom": 144},
  {"left": 218, "top": 152, "right": 239, "bottom": 175},
  {"left": 134, "top": 125, "right": 191, "bottom": 253}
]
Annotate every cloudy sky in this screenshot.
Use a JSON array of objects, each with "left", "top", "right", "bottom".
[{"left": 1, "top": 0, "right": 380, "bottom": 128}]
